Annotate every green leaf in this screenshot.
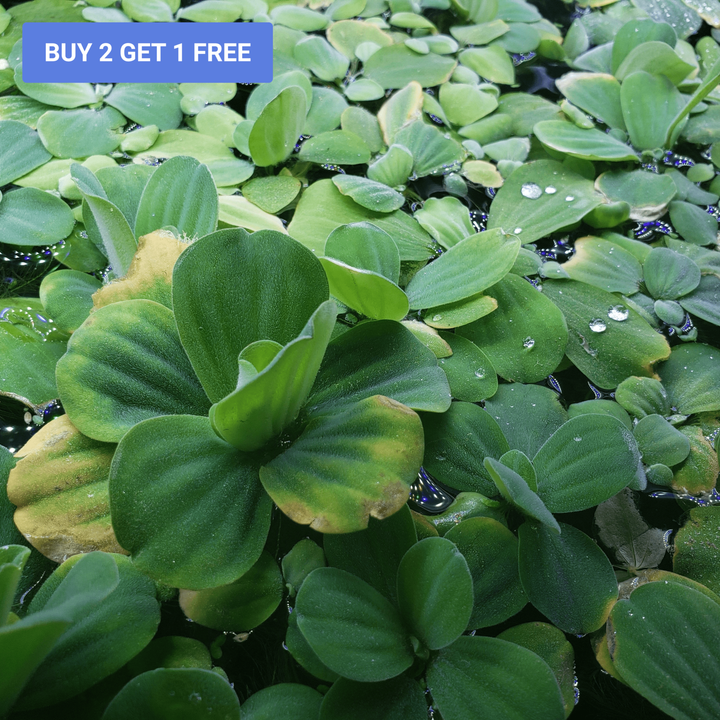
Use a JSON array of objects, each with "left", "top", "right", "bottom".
[
  {"left": 422, "top": 402, "right": 509, "bottom": 496},
  {"left": 665, "top": 56, "right": 720, "bottom": 147},
  {"left": 621, "top": 71, "right": 685, "bottom": 151},
  {"left": 20, "top": 554, "right": 159, "bottom": 710},
  {"left": 615, "top": 376, "right": 670, "bottom": 418},
  {"left": 320, "top": 259, "right": 408, "bottom": 321},
  {"left": 595, "top": 170, "right": 676, "bottom": 221},
  {"left": 658, "top": 343, "right": 720, "bottom": 414},
  {"left": 243, "top": 175, "right": 301, "bottom": 214},
  {"left": 298, "top": 130, "right": 370, "bottom": 166},
  {"left": 427, "top": 636, "right": 565, "bottom": 720},
  {"left": 406, "top": 229, "right": 519, "bottom": 309},
  {"left": 37, "top": 107, "right": 124, "bottom": 159},
  {"left": 0, "top": 120, "right": 51, "bottom": 186},
  {"left": 324, "top": 506, "right": 416, "bottom": 604},
  {"left": 7, "top": 415, "right": 119, "bottom": 563},
  {"left": 282, "top": 539, "right": 326, "bottom": 597},
  {"left": 0, "top": 615, "right": 69, "bottom": 716},
  {"left": 397, "top": 536, "right": 473, "bottom": 650},
  {"left": 446, "top": 518, "right": 526, "bottom": 629},
  {"left": 324, "top": 222, "right": 400, "bottom": 282},
  {"left": 218, "top": 195, "right": 287, "bottom": 233},
  {"left": 320, "top": 676, "right": 426, "bottom": 720},
  {"left": 368, "top": 144, "right": 414, "bottom": 187},
  {"left": 306, "top": 320, "right": 451, "bottom": 416},
  {"left": 14, "top": 64, "right": 96, "bottom": 108},
  {"left": 609, "top": 582, "right": 720, "bottom": 720},
  {"left": 439, "top": 82, "right": 498, "bottom": 126},
  {"left": 296, "top": 567, "right": 414, "bottom": 682},
  {"left": 104, "top": 84, "right": 182, "bottom": 131},
  {"left": 457, "top": 273, "right": 568, "bottom": 384},
  {"left": 260, "top": 395, "right": 423, "bottom": 533},
  {"left": 172, "top": 229, "right": 329, "bottom": 403},
  {"left": 249, "top": 86, "right": 308, "bottom": 167},
  {"left": 39, "top": 269, "right": 101, "bottom": 335},
  {"left": 288, "top": 179, "right": 434, "bottom": 261},
  {"left": 615, "top": 41, "right": 694, "bottom": 85},
  {"left": 179, "top": 552, "right": 284, "bottom": 631},
  {"left": 0, "top": 187, "right": 74, "bottom": 247},
  {"left": 0, "top": 97, "right": 54, "bottom": 128},
  {"left": 673, "top": 507, "right": 720, "bottom": 596},
  {"left": 134, "top": 156, "right": 217, "bottom": 240},
  {"left": 611, "top": 19, "right": 677, "bottom": 74},
  {"left": 294, "top": 36, "right": 350, "bottom": 81},
  {"left": 487, "top": 159, "right": 603, "bottom": 245},
  {"left": 121, "top": 0, "right": 173, "bottom": 21},
  {"left": 595, "top": 489, "right": 668, "bottom": 571},
  {"left": 414, "top": 196, "right": 474, "bottom": 249},
  {"left": 0, "top": 545, "right": 30, "bottom": 625},
  {"left": 305, "top": 87, "right": 349, "bottom": 135},
  {"left": 484, "top": 458, "right": 560, "bottom": 533},
  {"left": 459, "top": 45, "right": 515, "bottom": 84},
  {"left": 533, "top": 414, "right": 640, "bottom": 512},
  {"left": 425, "top": 293, "right": 498, "bottom": 330},
  {"left": 242, "top": 684, "right": 322, "bottom": 720},
  {"left": 101, "top": 668, "right": 241, "bottom": 720},
  {"left": 555, "top": 72, "right": 626, "bottom": 131},
  {"left": 56, "top": 299, "right": 209, "bottom": 443},
  {"left": 668, "top": 200, "right": 719, "bottom": 246},
  {"left": 534, "top": 120, "right": 638, "bottom": 162},
  {"left": 395, "top": 120, "right": 466, "bottom": 178},
  {"left": 363, "top": 44, "right": 457, "bottom": 89},
  {"left": 680, "top": 274, "right": 720, "bottom": 326},
  {"left": 72, "top": 164, "right": 136, "bottom": 277},
  {"left": 135, "top": 129, "right": 235, "bottom": 165},
  {"left": 210, "top": 301, "right": 336, "bottom": 451},
  {"left": 437, "top": 332, "right": 498, "bottom": 402},
  {"left": 671, "top": 426, "right": 719, "bottom": 495},
  {"left": 518, "top": 522, "right": 618, "bottom": 635},
  {"left": 543, "top": 279, "right": 670, "bottom": 389},
  {"left": 109, "top": 414, "right": 271, "bottom": 589},
  {"left": 245, "top": 71, "right": 313, "bottom": 122},
  {"left": 95, "top": 163, "right": 154, "bottom": 233},
  {"left": 633, "top": 414, "right": 691, "bottom": 466},
  {"left": 562, "top": 236, "right": 642, "bottom": 294},
  {"left": 0, "top": 326, "right": 66, "bottom": 407},
  {"left": 485, "top": 383, "right": 567, "bottom": 458},
  {"left": 332, "top": 175, "right": 405, "bottom": 213}
]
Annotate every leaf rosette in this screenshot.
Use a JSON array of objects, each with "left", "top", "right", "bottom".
[{"left": 13, "top": 229, "right": 450, "bottom": 590}]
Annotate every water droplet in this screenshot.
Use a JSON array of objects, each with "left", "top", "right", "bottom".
[
  {"left": 608, "top": 304, "right": 629, "bottom": 321},
  {"left": 578, "top": 333, "right": 598, "bottom": 357},
  {"left": 545, "top": 186, "right": 557, "bottom": 194},
  {"left": 565, "top": 195, "right": 575, "bottom": 202},
  {"left": 514, "top": 227, "right": 522, "bottom": 234},
  {"left": 523, "top": 336, "right": 535, "bottom": 349},
  {"left": 432, "top": 314, "right": 442, "bottom": 322},
  {"left": 573, "top": 436, "right": 582, "bottom": 442},
  {"left": 589, "top": 318, "right": 606, "bottom": 333},
  {"left": 474, "top": 368, "right": 486, "bottom": 379},
  {"left": 521, "top": 182, "right": 542, "bottom": 199}
]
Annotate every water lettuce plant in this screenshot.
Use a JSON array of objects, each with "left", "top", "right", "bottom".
[{"left": 2, "top": 0, "right": 720, "bottom": 716}]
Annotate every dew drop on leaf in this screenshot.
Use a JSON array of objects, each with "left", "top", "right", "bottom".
[
  {"left": 521, "top": 182, "right": 542, "bottom": 199},
  {"left": 565, "top": 195, "right": 575, "bottom": 201},
  {"left": 544, "top": 186, "right": 557, "bottom": 194},
  {"left": 608, "top": 304, "right": 629, "bottom": 321},
  {"left": 523, "top": 336, "right": 535, "bottom": 349},
  {"left": 589, "top": 318, "right": 607, "bottom": 333}
]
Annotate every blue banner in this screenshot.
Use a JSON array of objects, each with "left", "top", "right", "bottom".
[{"left": 22, "top": 22, "right": 273, "bottom": 83}]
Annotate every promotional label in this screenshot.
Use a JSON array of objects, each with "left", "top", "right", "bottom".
[{"left": 22, "top": 22, "right": 273, "bottom": 83}]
